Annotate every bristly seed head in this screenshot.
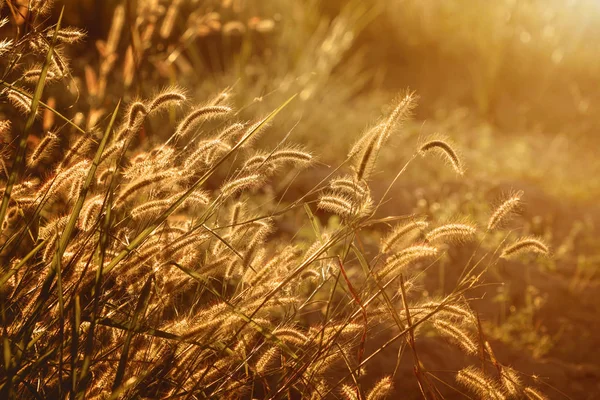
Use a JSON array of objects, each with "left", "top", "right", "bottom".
[
  {"left": 500, "top": 367, "right": 522, "bottom": 397},
  {"left": 425, "top": 223, "right": 476, "bottom": 244},
  {"left": 148, "top": 87, "right": 187, "bottom": 112},
  {"left": 433, "top": 319, "right": 478, "bottom": 355},
  {"left": 175, "top": 105, "right": 232, "bottom": 140},
  {"left": 501, "top": 236, "right": 549, "bottom": 258},
  {"left": 23, "top": 66, "right": 58, "bottom": 83},
  {"left": 318, "top": 192, "right": 369, "bottom": 219},
  {"left": 4, "top": 87, "right": 35, "bottom": 116},
  {"left": 456, "top": 366, "right": 506, "bottom": 400},
  {"left": 28, "top": 131, "right": 58, "bottom": 167},
  {"left": 330, "top": 176, "right": 368, "bottom": 198},
  {"left": 487, "top": 191, "right": 523, "bottom": 231},
  {"left": 46, "top": 27, "right": 86, "bottom": 43},
  {"left": 381, "top": 219, "right": 428, "bottom": 252},
  {"left": 220, "top": 174, "right": 264, "bottom": 198},
  {"left": 126, "top": 101, "right": 148, "bottom": 129},
  {"left": 366, "top": 376, "right": 393, "bottom": 400},
  {"left": 0, "top": 38, "right": 13, "bottom": 55},
  {"left": 379, "top": 245, "right": 438, "bottom": 277},
  {"left": 419, "top": 138, "right": 463, "bottom": 175},
  {"left": 270, "top": 148, "right": 313, "bottom": 165}
]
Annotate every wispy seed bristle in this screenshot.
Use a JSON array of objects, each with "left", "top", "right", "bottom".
[
  {"left": 79, "top": 196, "right": 104, "bottom": 231},
  {"left": 273, "top": 327, "right": 309, "bottom": 345},
  {"left": 184, "top": 191, "right": 210, "bottom": 207},
  {"left": 376, "top": 91, "right": 417, "bottom": 149},
  {"left": 184, "top": 139, "right": 230, "bottom": 170},
  {"left": 419, "top": 301, "right": 476, "bottom": 324},
  {"left": 99, "top": 140, "right": 125, "bottom": 164},
  {"left": 0, "top": 120, "right": 11, "bottom": 138},
  {"left": 243, "top": 153, "right": 270, "bottom": 171}
]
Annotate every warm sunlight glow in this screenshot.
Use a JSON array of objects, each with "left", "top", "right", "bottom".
[{"left": 0, "top": 0, "right": 597, "bottom": 398}]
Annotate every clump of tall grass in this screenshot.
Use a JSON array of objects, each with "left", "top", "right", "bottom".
[{"left": 0, "top": 2, "right": 551, "bottom": 399}]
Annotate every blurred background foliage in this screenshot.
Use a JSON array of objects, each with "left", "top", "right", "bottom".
[{"left": 31, "top": 0, "right": 600, "bottom": 397}]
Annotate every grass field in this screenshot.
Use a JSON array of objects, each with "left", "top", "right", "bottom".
[{"left": 1, "top": 0, "right": 599, "bottom": 399}]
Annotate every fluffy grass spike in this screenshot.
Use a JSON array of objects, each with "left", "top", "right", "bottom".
[
  {"left": 488, "top": 191, "right": 523, "bottom": 231},
  {"left": 426, "top": 223, "right": 476, "bottom": 244},
  {"left": 419, "top": 138, "right": 463, "bottom": 175},
  {"left": 501, "top": 236, "right": 549, "bottom": 258},
  {"left": 456, "top": 366, "right": 506, "bottom": 400},
  {"left": 366, "top": 376, "right": 393, "bottom": 400}
]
